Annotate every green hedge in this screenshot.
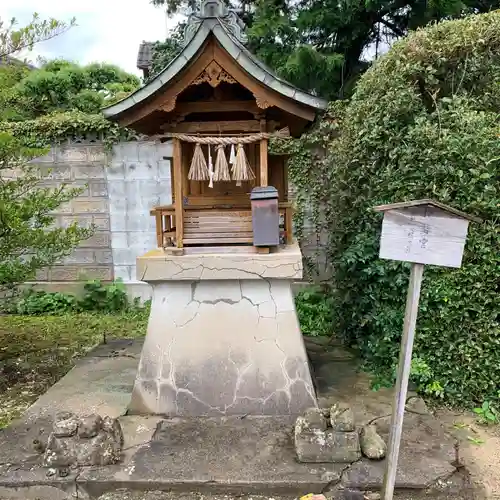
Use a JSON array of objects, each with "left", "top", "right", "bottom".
[{"left": 316, "top": 12, "right": 500, "bottom": 406}]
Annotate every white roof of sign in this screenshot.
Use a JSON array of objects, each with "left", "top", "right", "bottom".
[{"left": 373, "top": 199, "right": 482, "bottom": 223}]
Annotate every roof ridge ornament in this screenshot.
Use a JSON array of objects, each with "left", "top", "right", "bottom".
[{"left": 184, "top": 0, "right": 247, "bottom": 46}]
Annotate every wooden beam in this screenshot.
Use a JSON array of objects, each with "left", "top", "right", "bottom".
[
  {"left": 176, "top": 100, "right": 260, "bottom": 117},
  {"left": 150, "top": 201, "right": 293, "bottom": 213},
  {"left": 162, "top": 120, "right": 260, "bottom": 134},
  {"left": 173, "top": 138, "right": 184, "bottom": 248}
]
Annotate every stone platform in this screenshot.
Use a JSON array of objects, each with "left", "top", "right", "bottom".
[
  {"left": 130, "top": 244, "right": 316, "bottom": 416},
  {"left": 0, "top": 338, "right": 478, "bottom": 500}
]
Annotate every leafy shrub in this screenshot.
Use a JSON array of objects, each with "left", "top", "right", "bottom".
[
  {"left": 11, "top": 279, "right": 139, "bottom": 315},
  {"left": 295, "top": 12, "right": 500, "bottom": 406},
  {"left": 16, "top": 290, "right": 76, "bottom": 315},
  {"left": 78, "top": 279, "right": 130, "bottom": 313},
  {"left": 295, "top": 286, "right": 334, "bottom": 336}
]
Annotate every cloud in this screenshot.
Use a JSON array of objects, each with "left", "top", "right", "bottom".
[{"left": 1, "top": 0, "right": 182, "bottom": 74}]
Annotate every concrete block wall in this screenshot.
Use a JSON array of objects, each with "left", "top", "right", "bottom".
[
  {"left": 107, "top": 140, "right": 172, "bottom": 284},
  {"left": 27, "top": 138, "right": 328, "bottom": 295},
  {"left": 32, "top": 143, "right": 113, "bottom": 283}
]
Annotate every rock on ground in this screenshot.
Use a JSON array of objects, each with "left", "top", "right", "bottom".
[
  {"left": 359, "top": 425, "right": 386, "bottom": 460},
  {"left": 43, "top": 412, "right": 123, "bottom": 467}
]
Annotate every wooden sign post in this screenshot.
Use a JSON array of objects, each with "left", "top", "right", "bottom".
[{"left": 373, "top": 200, "right": 481, "bottom": 500}]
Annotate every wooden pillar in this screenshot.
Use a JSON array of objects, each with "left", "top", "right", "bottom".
[
  {"left": 155, "top": 210, "right": 163, "bottom": 248},
  {"left": 260, "top": 139, "right": 268, "bottom": 187},
  {"left": 182, "top": 142, "right": 189, "bottom": 198},
  {"left": 259, "top": 119, "right": 268, "bottom": 187},
  {"left": 173, "top": 138, "right": 184, "bottom": 248}
]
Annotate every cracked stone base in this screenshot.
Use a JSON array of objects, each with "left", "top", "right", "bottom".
[{"left": 129, "top": 245, "right": 316, "bottom": 416}]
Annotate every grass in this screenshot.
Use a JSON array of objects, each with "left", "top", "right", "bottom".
[{"left": 0, "top": 310, "right": 148, "bottom": 428}]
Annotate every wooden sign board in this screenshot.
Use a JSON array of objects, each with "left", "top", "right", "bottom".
[
  {"left": 373, "top": 199, "right": 480, "bottom": 500},
  {"left": 378, "top": 205, "right": 470, "bottom": 268}
]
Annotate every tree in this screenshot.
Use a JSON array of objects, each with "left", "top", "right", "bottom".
[
  {"left": 0, "top": 62, "right": 31, "bottom": 121},
  {"left": 145, "top": 24, "right": 185, "bottom": 83},
  {"left": 7, "top": 60, "right": 140, "bottom": 119},
  {"left": 0, "top": 13, "right": 75, "bottom": 59},
  {"left": 148, "top": 0, "right": 500, "bottom": 98},
  {"left": 0, "top": 133, "right": 92, "bottom": 292},
  {"left": 0, "top": 16, "right": 92, "bottom": 293}
]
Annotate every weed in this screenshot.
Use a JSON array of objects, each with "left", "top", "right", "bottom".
[
  {"left": 295, "top": 286, "right": 334, "bottom": 337},
  {"left": 473, "top": 401, "right": 499, "bottom": 425}
]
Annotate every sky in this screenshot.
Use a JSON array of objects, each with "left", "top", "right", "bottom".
[{"left": 1, "top": 0, "right": 182, "bottom": 75}]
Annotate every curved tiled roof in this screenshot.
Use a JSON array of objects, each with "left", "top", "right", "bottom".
[{"left": 103, "top": 17, "right": 327, "bottom": 119}]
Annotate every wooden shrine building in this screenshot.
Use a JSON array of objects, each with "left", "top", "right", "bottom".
[{"left": 104, "top": 0, "right": 327, "bottom": 253}]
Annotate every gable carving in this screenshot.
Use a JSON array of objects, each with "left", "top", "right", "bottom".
[{"left": 192, "top": 61, "right": 237, "bottom": 88}]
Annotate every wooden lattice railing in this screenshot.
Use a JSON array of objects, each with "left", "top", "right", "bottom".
[{"left": 151, "top": 202, "right": 293, "bottom": 249}]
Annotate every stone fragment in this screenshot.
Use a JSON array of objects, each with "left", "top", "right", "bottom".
[
  {"left": 44, "top": 434, "right": 76, "bottom": 467},
  {"left": 78, "top": 414, "right": 103, "bottom": 438},
  {"left": 304, "top": 407, "right": 328, "bottom": 431},
  {"left": 58, "top": 466, "right": 70, "bottom": 477},
  {"left": 55, "top": 411, "right": 74, "bottom": 421},
  {"left": 360, "top": 425, "right": 386, "bottom": 460},
  {"left": 75, "top": 428, "right": 123, "bottom": 465},
  {"left": 405, "top": 396, "right": 430, "bottom": 415},
  {"left": 32, "top": 438, "right": 46, "bottom": 454},
  {"left": 102, "top": 415, "right": 125, "bottom": 447},
  {"left": 53, "top": 416, "right": 78, "bottom": 438},
  {"left": 295, "top": 417, "right": 361, "bottom": 463},
  {"left": 321, "top": 407, "right": 331, "bottom": 418},
  {"left": 43, "top": 414, "right": 123, "bottom": 467},
  {"left": 330, "top": 402, "right": 355, "bottom": 432}
]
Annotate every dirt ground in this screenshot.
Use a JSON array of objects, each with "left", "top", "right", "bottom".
[{"left": 436, "top": 409, "right": 500, "bottom": 499}]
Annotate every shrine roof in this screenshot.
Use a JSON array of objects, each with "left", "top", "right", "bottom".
[{"left": 103, "top": 12, "right": 327, "bottom": 120}]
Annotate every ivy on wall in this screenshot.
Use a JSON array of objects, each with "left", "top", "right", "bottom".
[
  {"left": 0, "top": 111, "right": 134, "bottom": 149},
  {"left": 271, "top": 106, "right": 341, "bottom": 277}
]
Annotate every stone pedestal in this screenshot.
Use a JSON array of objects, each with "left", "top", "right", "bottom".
[{"left": 129, "top": 244, "right": 317, "bottom": 416}]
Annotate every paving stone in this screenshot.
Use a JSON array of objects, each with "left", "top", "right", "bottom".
[{"left": 77, "top": 416, "right": 345, "bottom": 496}]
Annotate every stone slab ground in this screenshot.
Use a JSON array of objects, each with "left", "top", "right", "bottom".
[{"left": 0, "top": 338, "right": 481, "bottom": 499}]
